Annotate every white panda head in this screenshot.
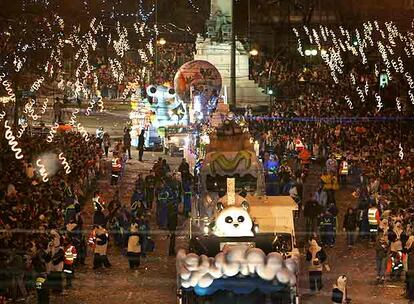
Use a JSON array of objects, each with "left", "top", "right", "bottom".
[
  {"left": 146, "top": 85, "right": 175, "bottom": 103},
  {"left": 213, "top": 202, "right": 254, "bottom": 237}
]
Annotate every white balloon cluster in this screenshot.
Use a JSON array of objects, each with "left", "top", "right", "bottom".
[
  {"left": 4, "top": 120, "right": 24, "bottom": 160},
  {"left": 176, "top": 246, "right": 298, "bottom": 289}
]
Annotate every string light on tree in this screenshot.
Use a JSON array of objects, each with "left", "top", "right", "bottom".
[
  {"left": 46, "top": 122, "right": 59, "bottom": 143},
  {"left": 36, "top": 159, "right": 49, "bottom": 182},
  {"left": 344, "top": 95, "right": 353, "bottom": 109},
  {"left": 396, "top": 97, "right": 402, "bottom": 112},
  {"left": 58, "top": 152, "right": 71, "bottom": 174},
  {"left": 4, "top": 120, "right": 24, "bottom": 160},
  {"left": 375, "top": 93, "right": 383, "bottom": 111}
]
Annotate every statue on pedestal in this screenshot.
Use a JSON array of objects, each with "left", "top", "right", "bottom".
[{"left": 206, "top": 0, "right": 232, "bottom": 42}]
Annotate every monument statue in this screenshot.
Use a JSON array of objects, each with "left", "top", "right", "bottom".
[
  {"left": 206, "top": 0, "right": 232, "bottom": 42},
  {"left": 194, "top": 0, "right": 269, "bottom": 106}
]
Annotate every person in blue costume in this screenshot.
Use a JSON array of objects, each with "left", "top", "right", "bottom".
[
  {"left": 264, "top": 154, "right": 280, "bottom": 195},
  {"left": 156, "top": 180, "right": 169, "bottom": 228},
  {"left": 130, "top": 187, "right": 145, "bottom": 216},
  {"left": 318, "top": 209, "right": 336, "bottom": 247}
]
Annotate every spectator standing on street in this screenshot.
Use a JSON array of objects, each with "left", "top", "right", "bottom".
[
  {"left": 331, "top": 275, "right": 349, "bottom": 304},
  {"left": 127, "top": 223, "right": 141, "bottom": 270},
  {"left": 96, "top": 127, "right": 104, "bottom": 148},
  {"left": 375, "top": 233, "right": 389, "bottom": 283},
  {"left": 138, "top": 129, "right": 145, "bottom": 162},
  {"left": 93, "top": 225, "right": 111, "bottom": 270},
  {"left": 53, "top": 97, "right": 63, "bottom": 123},
  {"left": 178, "top": 158, "right": 190, "bottom": 178},
  {"left": 167, "top": 201, "right": 178, "bottom": 256},
  {"left": 318, "top": 209, "right": 335, "bottom": 247},
  {"left": 343, "top": 207, "right": 358, "bottom": 249},
  {"left": 304, "top": 193, "right": 321, "bottom": 238},
  {"left": 405, "top": 236, "right": 414, "bottom": 301},
  {"left": 103, "top": 132, "right": 111, "bottom": 158},
  {"left": 144, "top": 171, "right": 156, "bottom": 209},
  {"left": 123, "top": 129, "right": 132, "bottom": 160},
  {"left": 306, "top": 238, "right": 329, "bottom": 293}
]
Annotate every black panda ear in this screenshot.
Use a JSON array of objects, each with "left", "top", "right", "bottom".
[
  {"left": 241, "top": 201, "right": 250, "bottom": 211},
  {"left": 216, "top": 202, "right": 224, "bottom": 211}
]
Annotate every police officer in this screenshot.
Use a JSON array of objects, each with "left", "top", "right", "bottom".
[
  {"left": 35, "top": 273, "right": 50, "bottom": 304},
  {"left": 339, "top": 158, "right": 349, "bottom": 185},
  {"left": 319, "top": 210, "right": 336, "bottom": 247},
  {"left": 368, "top": 203, "right": 380, "bottom": 242}
]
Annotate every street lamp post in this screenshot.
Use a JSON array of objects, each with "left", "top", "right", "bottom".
[{"left": 230, "top": 0, "right": 236, "bottom": 109}]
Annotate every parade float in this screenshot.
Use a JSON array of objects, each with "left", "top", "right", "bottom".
[
  {"left": 129, "top": 84, "right": 189, "bottom": 149},
  {"left": 177, "top": 110, "right": 300, "bottom": 303},
  {"left": 177, "top": 189, "right": 299, "bottom": 304}
]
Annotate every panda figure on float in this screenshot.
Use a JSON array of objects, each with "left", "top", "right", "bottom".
[
  {"left": 212, "top": 200, "right": 254, "bottom": 238},
  {"left": 145, "top": 85, "right": 188, "bottom": 128}
]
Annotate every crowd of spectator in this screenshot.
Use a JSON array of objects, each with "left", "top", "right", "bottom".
[{"left": 0, "top": 127, "right": 103, "bottom": 302}]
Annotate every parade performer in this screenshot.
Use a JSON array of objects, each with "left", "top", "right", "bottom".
[
  {"left": 156, "top": 181, "right": 169, "bottom": 228},
  {"left": 93, "top": 225, "right": 112, "bottom": 269},
  {"left": 127, "top": 223, "right": 141, "bottom": 269}
]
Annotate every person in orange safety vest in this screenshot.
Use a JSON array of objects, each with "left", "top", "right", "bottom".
[
  {"left": 111, "top": 152, "right": 122, "bottom": 185},
  {"left": 63, "top": 238, "right": 77, "bottom": 288}
]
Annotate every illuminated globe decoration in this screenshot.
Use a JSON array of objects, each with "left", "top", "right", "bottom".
[{"left": 174, "top": 60, "right": 222, "bottom": 121}]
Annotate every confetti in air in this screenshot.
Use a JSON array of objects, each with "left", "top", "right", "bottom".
[{"left": 344, "top": 95, "right": 353, "bottom": 109}]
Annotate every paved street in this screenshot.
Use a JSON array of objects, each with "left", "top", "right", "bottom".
[{"left": 37, "top": 104, "right": 406, "bottom": 304}]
